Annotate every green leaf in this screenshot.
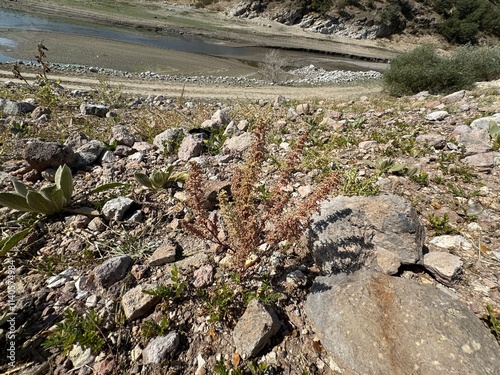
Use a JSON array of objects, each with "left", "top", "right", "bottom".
[
  {"left": 151, "top": 171, "right": 168, "bottom": 189},
  {"left": 0, "top": 227, "right": 31, "bottom": 256},
  {"left": 0, "top": 192, "right": 32, "bottom": 212},
  {"left": 13, "top": 180, "right": 29, "bottom": 197},
  {"left": 388, "top": 164, "right": 406, "bottom": 174},
  {"left": 172, "top": 172, "right": 188, "bottom": 183},
  {"left": 134, "top": 173, "right": 154, "bottom": 189},
  {"left": 26, "top": 191, "right": 57, "bottom": 214},
  {"left": 50, "top": 189, "right": 66, "bottom": 213},
  {"left": 55, "top": 164, "right": 73, "bottom": 202},
  {"left": 89, "top": 182, "right": 125, "bottom": 195}
]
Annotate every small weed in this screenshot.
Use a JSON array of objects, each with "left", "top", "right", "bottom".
[
  {"left": 428, "top": 213, "right": 458, "bottom": 235},
  {"left": 410, "top": 171, "right": 429, "bottom": 186},
  {"left": 339, "top": 168, "right": 379, "bottom": 196},
  {"left": 143, "top": 264, "right": 185, "bottom": 304},
  {"left": 201, "top": 282, "right": 237, "bottom": 323},
  {"left": 135, "top": 166, "right": 188, "bottom": 190},
  {"left": 204, "top": 126, "right": 228, "bottom": 156},
  {"left": 43, "top": 308, "right": 105, "bottom": 354},
  {"left": 244, "top": 276, "right": 281, "bottom": 306},
  {"left": 485, "top": 304, "right": 500, "bottom": 341},
  {"left": 141, "top": 316, "right": 170, "bottom": 339}
]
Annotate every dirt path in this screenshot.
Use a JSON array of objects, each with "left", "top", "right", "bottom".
[{"left": 0, "top": 68, "right": 383, "bottom": 101}]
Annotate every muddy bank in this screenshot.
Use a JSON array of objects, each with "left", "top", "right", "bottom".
[{"left": 0, "top": 0, "right": 393, "bottom": 74}]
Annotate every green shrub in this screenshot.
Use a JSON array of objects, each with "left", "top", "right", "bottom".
[{"left": 383, "top": 45, "right": 500, "bottom": 96}]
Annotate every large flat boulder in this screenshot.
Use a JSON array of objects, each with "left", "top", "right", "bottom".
[
  {"left": 305, "top": 270, "right": 500, "bottom": 375},
  {"left": 307, "top": 194, "right": 425, "bottom": 275}
]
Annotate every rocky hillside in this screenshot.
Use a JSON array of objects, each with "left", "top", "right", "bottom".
[
  {"left": 0, "top": 73, "right": 499, "bottom": 374},
  {"left": 227, "top": 0, "right": 500, "bottom": 43}
]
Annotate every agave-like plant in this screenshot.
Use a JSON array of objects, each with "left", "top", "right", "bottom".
[
  {"left": 134, "top": 166, "right": 188, "bottom": 190},
  {"left": 0, "top": 164, "right": 73, "bottom": 215}
]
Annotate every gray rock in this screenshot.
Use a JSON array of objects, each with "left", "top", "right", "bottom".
[
  {"left": 23, "top": 140, "right": 76, "bottom": 170},
  {"left": 463, "top": 152, "right": 500, "bottom": 169},
  {"left": 80, "top": 103, "right": 109, "bottom": 118},
  {"left": 307, "top": 194, "right": 425, "bottom": 275},
  {"left": 305, "top": 270, "right": 500, "bottom": 375},
  {"left": 469, "top": 113, "right": 500, "bottom": 130},
  {"left": 0, "top": 99, "right": 36, "bottom": 115},
  {"left": 148, "top": 243, "right": 176, "bottom": 266},
  {"left": 193, "top": 264, "right": 214, "bottom": 288},
  {"left": 102, "top": 197, "right": 135, "bottom": 221},
  {"left": 320, "top": 116, "right": 345, "bottom": 131},
  {"left": 153, "top": 128, "right": 185, "bottom": 154},
  {"left": 232, "top": 299, "right": 281, "bottom": 359},
  {"left": 429, "top": 235, "right": 473, "bottom": 251},
  {"left": 74, "top": 140, "right": 105, "bottom": 167},
  {"left": 237, "top": 119, "right": 249, "bottom": 131},
  {"left": 441, "top": 90, "right": 466, "bottom": 104},
  {"left": 457, "top": 128, "right": 492, "bottom": 156},
  {"left": 223, "top": 121, "right": 241, "bottom": 137},
  {"left": 416, "top": 133, "right": 446, "bottom": 149},
  {"left": 121, "top": 284, "right": 161, "bottom": 320},
  {"left": 296, "top": 103, "right": 311, "bottom": 115},
  {"left": 46, "top": 267, "right": 77, "bottom": 288},
  {"left": 423, "top": 251, "right": 463, "bottom": 286},
  {"left": 31, "top": 106, "right": 51, "bottom": 120},
  {"left": 142, "top": 332, "right": 180, "bottom": 364},
  {"left": 211, "top": 109, "right": 230, "bottom": 126},
  {"left": 92, "top": 255, "right": 132, "bottom": 288},
  {"left": 178, "top": 133, "right": 205, "bottom": 161},
  {"left": 111, "top": 125, "right": 135, "bottom": 147},
  {"left": 425, "top": 110, "right": 449, "bottom": 121},
  {"left": 223, "top": 132, "right": 254, "bottom": 154}
]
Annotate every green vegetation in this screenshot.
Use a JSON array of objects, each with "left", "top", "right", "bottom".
[
  {"left": 384, "top": 45, "right": 500, "bottom": 96},
  {"left": 43, "top": 308, "right": 105, "bottom": 354},
  {"left": 143, "top": 265, "right": 185, "bottom": 304},
  {"left": 428, "top": 213, "right": 458, "bottom": 235},
  {"left": 134, "top": 166, "right": 188, "bottom": 190},
  {"left": 141, "top": 316, "right": 170, "bottom": 339},
  {"left": 0, "top": 164, "right": 73, "bottom": 215},
  {"left": 433, "top": 0, "right": 500, "bottom": 44},
  {"left": 485, "top": 304, "right": 500, "bottom": 341}
]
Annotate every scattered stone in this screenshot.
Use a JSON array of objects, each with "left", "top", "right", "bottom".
[
  {"left": 463, "top": 152, "right": 500, "bottom": 169},
  {"left": 31, "top": 106, "right": 51, "bottom": 120},
  {"left": 153, "top": 128, "right": 185, "bottom": 153},
  {"left": 178, "top": 133, "right": 206, "bottom": 161},
  {"left": 102, "top": 197, "right": 135, "bottom": 221},
  {"left": 423, "top": 251, "right": 463, "bottom": 286},
  {"left": 93, "top": 356, "right": 116, "bottom": 375},
  {"left": 429, "top": 235, "right": 473, "bottom": 251},
  {"left": 193, "top": 264, "right": 214, "bottom": 288},
  {"left": 425, "top": 110, "right": 449, "bottom": 121},
  {"left": 457, "top": 128, "right": 492, "bottom": 156},
  {"left": 416, "top": 133, "right": 446, "bottom": 149},
  {"left": 148, "top": 243, "right": 176, "bottom": 266},
  {"left": 469, "top": 113, "right": 500, "bottom": 130},
  {"left": 92, "top": 255, "right": 132, "bottom": 288},
  {"left": 80, "top": 103, "right": 109, "bottom": 117},
  {"left": 121, "top": 284, "right": 161, "bottom": 320},
  {"left": 441, "top": 90, "right": 466, "bottom": 104},
  {"left": 285, "top": 270, "right": 307, "bottom": 286},
  {"left": 68, "top": 345, "right": 94, "bottom": 369},
  {"left": 142, "top": 332, "right": 180, "bottom": 364},
  {"left": 358, "top": 140, "right": 378, "bottom": 152},
  {"left": 296, "top": 103, "right": 311, "bottom": 115},
  {"left": 111, "top": 125, "right": 135, "bottom": 147},
  {"left": 131, "top": 264, "right": 150, "bottom": 280},
  {"left": 223, "top": 132, "right": 254, "bottom": 153},
  {"left": 211, "top": 109, "right": 230, "bottom": 126},
  {"left": 0, "top": 99, "right": 36, "bottom": 115},
  {"left": 232, "top": 299, "right": 281, "bottom": 359},
  {"left": 88, "top": 217, "right": 106, "bottom": 232},
  {"left": 23, "top": 140, "right": 76, "bottom": 170},
  {"left": 307, "top": 194, "right": 425, "bottom": 275},
  {"left": 74, "top": 140, "right": 105, "bottom": 167},
  {"left": 46, "top": 267, "right": 77, "bottom": 288},
  {"left": 305, "top": 270, "right": 500, "bottom": 375}
]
